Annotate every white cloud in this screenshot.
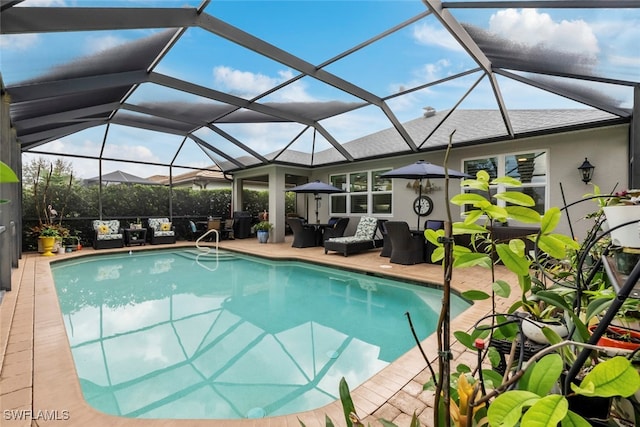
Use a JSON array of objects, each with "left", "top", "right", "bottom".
[
  {"left": 488, "top": 9, "right": 599, "bottom": 57},
  {"left": 413, "top": 23, "right": 464, "bottom": 52},
  {"left": 85, "top": 35, "right": 127, "bottom": 54},
  {"left": 0, "top": 34, "right": 39, "bottom": 50},
  {"left": 212, "top": 66, "right": 316, "bottom": 102}
]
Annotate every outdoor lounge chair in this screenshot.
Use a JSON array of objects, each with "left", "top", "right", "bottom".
[
  {"left": 322, "top": 217, "right": 350, "bottom": 244},
  {"left": 147, "top": 218, "right": 176, "bottom": 245},
  {"left": 287, "top": 217, "right": 319, "bottom": 248},
  {"left": 385, "top": 221, "right": 425, "bottom": 265},
  {"left": 92, "top": 219, "right": 124, "bottom": 249},
  {"left": 324, "top": 216, "right": 383, "bottom": 256}
]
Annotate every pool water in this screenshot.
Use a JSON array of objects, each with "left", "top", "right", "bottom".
[{"left": 51, "top": 249, "right": 469, "bottom": 419}]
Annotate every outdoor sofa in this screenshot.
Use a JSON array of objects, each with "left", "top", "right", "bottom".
[{"left": 324, "top": 216, "right": 383, "bottom": 257}]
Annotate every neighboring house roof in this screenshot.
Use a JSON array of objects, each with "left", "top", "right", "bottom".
[
  {"left": 150, "top": 169, "right": 229, "bottom": 186},
  {"left": 84, "top": 170, "right": 159, "bottom": 185}
]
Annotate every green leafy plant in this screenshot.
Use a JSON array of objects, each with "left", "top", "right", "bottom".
[
  {"left": 0, "top": 160, "right": 19, "bottom": 204},
  {"left": 254, "top": 221, "right": 273, "bottom": 232}
]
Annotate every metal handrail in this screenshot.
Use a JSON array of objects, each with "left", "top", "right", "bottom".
[{"left": 196, "top": 229, "right": 219, "bottom": 253}]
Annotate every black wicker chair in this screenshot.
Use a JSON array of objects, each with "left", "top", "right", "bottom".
[
  {"left": 385, "top": 221, "right": 425, "bottom": 265},
  {"left": 322, "top": 217, "right": 350, "bottom": 244},
  {"left": 378, "top": 219, "right": 392, "bottom": 257},
  {"left": 287, "top": 218, "right": 319, "bottom": 248}
]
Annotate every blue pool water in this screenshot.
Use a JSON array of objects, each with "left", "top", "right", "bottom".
[{"left": 51, "top": 249, "right": 470, "bottom": 419}]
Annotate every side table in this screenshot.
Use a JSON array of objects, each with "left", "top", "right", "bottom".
[{"left": 124, "top": 228, "right": 147, "bottom": 246}]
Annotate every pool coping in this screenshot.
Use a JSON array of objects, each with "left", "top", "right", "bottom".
[{"left": 2, "top": 241, "right": 518, "bottom": 426}]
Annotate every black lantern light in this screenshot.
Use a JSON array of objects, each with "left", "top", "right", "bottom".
[{"left": 578, "top": 157, "right": 595, "bottom": 184}]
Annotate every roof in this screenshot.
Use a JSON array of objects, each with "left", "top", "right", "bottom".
[{"left": 1, "top": 1, "right": 637, "bottom": 175}]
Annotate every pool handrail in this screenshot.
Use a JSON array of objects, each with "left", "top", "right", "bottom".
[{"left": 196, "top": 229, "right": 219, "bottom": 252}]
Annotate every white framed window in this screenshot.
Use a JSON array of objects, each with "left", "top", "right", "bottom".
[
  {"left": 329, "top": 169, "right": 392, "bottom": 215},
  {"left": 462, "top": 150, "right": 548, "bottom": 215}
]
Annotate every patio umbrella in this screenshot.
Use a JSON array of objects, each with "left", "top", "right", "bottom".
[
  {"left": 286, "top": 180, "right": 343, "bottom": 223},
  {"left": 381, "top": 160, "right": 469, "bottom": 229}
]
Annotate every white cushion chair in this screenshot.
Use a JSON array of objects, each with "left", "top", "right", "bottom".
[
  {"left": 92, "top": 219, "right": 124, "bottom": 249},
  {"left": 323, "top": 216, "right": 383, "bottom": 256},
  {"left": 147, "top": 218, "right": 176, "bottom": 245}
]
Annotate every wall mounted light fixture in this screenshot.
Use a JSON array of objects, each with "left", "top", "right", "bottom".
[{"left": 578, "top": 157, "right": 595, "bottom": 184}]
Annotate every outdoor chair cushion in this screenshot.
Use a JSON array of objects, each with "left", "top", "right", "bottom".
[
  {"left": 324, "top": 217, "right": 382, "bottom": 256},
  {"left": 92, "top": 220, "right": 123, "bottom": 241},
  {"left": 148, "top": 218, "right": 175, "bottom": 237},
  {"left": 92, "top": 219, "right": 124, "bottom": 249}
]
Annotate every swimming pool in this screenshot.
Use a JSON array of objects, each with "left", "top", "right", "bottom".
[{"left": 51, "top": 249, "right": 469, "bottom": 420}]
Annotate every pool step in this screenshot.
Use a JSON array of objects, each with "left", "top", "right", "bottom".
[{"left": 175, "top": 248, "right": 240, "bottom": 263}]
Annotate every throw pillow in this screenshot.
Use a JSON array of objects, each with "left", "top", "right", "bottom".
[
  {"left": 160, "top": 222, "right": 171, "bottom": 231},
  {"left": 97, "top": 224, "right": 110, "bottom": 235}
]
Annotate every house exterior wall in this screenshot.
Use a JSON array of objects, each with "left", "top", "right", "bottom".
[{"left": 310, "top": 124, "right": 628, "bottom": 240}]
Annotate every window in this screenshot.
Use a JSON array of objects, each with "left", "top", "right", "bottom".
[
  {"left": 463, "top": 151, "right": 548, "bottom": 215},
  {"left": 330, "top": 169, "right": 392, "bottom": 215}
]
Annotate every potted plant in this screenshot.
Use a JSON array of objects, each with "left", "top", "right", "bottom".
[
  {"left": 254, "top": 221, "right": 273, "bottom": 243},
  {"left": 38, "top": 225, "right": 60, "bottom": 256}
]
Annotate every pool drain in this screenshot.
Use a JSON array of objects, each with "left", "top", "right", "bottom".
[{"left": 247, "top": 407, "right": 266, "bottom": 418}]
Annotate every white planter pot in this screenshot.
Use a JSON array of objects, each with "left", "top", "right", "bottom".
[
  {"left": 522, "top": 317, "right": 569, "bottom": 344},
  {"left": 603, "top": 205, "right": 640, "bottom": 248}
]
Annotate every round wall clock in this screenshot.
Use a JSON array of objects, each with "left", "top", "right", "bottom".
[{"left": 413, "top": 195, "right": 434, "bottom": 216}]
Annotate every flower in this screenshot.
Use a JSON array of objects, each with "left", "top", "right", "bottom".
[{"left": 609, "top": 189, "right": 640, "bottom": 206}]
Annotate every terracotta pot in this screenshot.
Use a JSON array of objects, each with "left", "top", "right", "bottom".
[{"left": 589, "top": 324, "right": 640, "bottom": 351}]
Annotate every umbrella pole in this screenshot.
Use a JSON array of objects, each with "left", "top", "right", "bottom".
[
  {"left": 315, "top": 194, "right": 320, "bottom": 224},
  {"left": 417, "top": 179, "right": 422, "bottom": 230}
]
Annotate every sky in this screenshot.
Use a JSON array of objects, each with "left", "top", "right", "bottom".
[{"left": 2, "top": 0, "right": 639, "bottom": 179}]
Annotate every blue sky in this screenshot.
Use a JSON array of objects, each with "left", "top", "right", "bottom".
[{"left": 2, "top": 1, "right": 638, "bottom": 178}]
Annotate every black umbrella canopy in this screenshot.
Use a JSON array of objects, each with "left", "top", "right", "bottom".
[
  {"left": 285, "top": 180, "right": 343, "bottom": 194},
  {"left": 286, "top": 180, "right": 343, "bottom": 223},
  {"left": 381, "top": 160, "right": 469, "bottom": 180},
  {"left": 382, "top": 160, "right": 469, "bottom": 230}
]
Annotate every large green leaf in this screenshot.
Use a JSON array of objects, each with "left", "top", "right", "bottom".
[
  {"left": 548, "top": 233, "right": 581, "bottom": 250},
  {"left": 451, "top": 193, "right": 489, "bottom": 206},
  {"left": 461, "top": 290, "right": 491, "bottom": 300},
  {"left": 496, "top": 243, "right": 531, "bottom": 276},
  {"left": 453, "top": 222, "right": 488, "bottom": 235},
  {"left": 487, "top": 390, "right": 540, "bottom": 427},
  {"left": 537, "top": 234, "right": 567, "bottom": 259},
  {"left": 585, "top": 298, "right": 612, "bottom": 322},
  {"left": 505, "top": 206, "right": 542, "bottom": 223},
  {"left": 454, "top": 252, "right": 493, "bottom": 268},
  {"left": 561, "top": 410, "right": 592, "bottom": 427},
  {"left": 484, "top": 205, "right": 509, "bottom": 221},
  {"left": 463, "top": 209, "right": 483, "bottom": 224},
  {"left": 492, "top": 279, "right": 512, "bottom": 298},
  {"left": 521, "top": 354, "right": 563, "bottom": 396},
  {"left": 572, "top": 356, "right": 640, "bottom": 398},
  {"left": 0, "top": 161, "right": 19, "bottom": 183},
  {"left": 494, "top": 191, "right": 535, "bottom": 207},
  {"left": 535, "top": 290, "right": 571, "bottom": 311},
  {"left": 540, "top": 207, "right": 561, "bottom": 234},
  {"left": 339, "top": 377, "right": 356, "bottom": 427},
  {"left": 424, "top": 228, "right": 442, "bottom": 246},
  {"left": 520, "top": 394, "right": 568, "bottom": 427},
  {"left": 492, "top": 176, "right": 523, "bottom": 187},
  {"left": 461, "top": 178, "right": 489, "bottom": 191},
  {"left": 508, "top": 238, "right": 526, "bottom": 257}
]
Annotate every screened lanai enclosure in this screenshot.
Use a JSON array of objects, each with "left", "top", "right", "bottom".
[{"left": 1, "top": 1, "right": 639, "bottom": 288}]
